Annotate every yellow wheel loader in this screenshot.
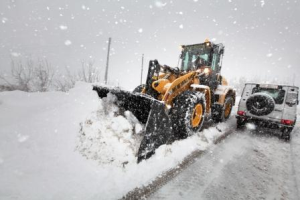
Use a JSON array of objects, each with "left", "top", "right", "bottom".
[{"left": 93, "top": 40, "right": 236, "bottom": 163}]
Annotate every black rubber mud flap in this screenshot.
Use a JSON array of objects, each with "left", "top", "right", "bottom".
[
  {"left": 137, "top": 101, "right": 174, "bottom": 163},
  {"left": 93, "top": 86, "right": 153, "bottom": 123}
]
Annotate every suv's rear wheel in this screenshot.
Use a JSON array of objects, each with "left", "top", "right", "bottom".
[
  {"left": 281, "top": 127, "right": 292, "bottom": 141},
  {"left": 237, "top": 117, "right": 247, "bottom": 129}
]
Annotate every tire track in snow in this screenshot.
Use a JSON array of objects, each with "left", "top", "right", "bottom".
[
  {"left": 121, "top": 124, "right": 236, "bottom": 200},
  {"left": 290, "top": 125, "right": 300, "bottom": 200},
  {"left": 147, "top": 128, "right": 298, "bottom": 200}
]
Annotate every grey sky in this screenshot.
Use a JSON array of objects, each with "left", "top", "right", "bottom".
[{"left": 0, "top": 0, "right": 299, "bottom": 89}]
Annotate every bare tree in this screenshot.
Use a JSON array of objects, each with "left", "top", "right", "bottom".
[
  {"left": 32, "top": 59, "right": 55, "bottom": 92},
  {"left": 54, "top": 67, "right": 77, "bottom": 92},
  {"left": 0, "top": 57, "right": 55, "bottom": 92},
  {"left": 0, "top": 58, "right": 34, "bottom": 92},
  {"left": 0, "top": 57, "right": 103, "bottom": 93},
  {"left": 78, "top": 60, "right": 101, "bottom": 83}
]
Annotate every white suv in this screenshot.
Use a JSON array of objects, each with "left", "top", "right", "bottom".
[{"left": 236, "top": 83, "right": 298, "bottom": 140}]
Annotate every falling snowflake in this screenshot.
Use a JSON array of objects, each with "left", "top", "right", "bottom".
[
  {"left": 1, "top": 17, "right": 8, "bottom": 24},
  {"left": 138, "top": 28, "right": 143, "bottom": 33},
  {"left": 260, "top": 0, "right": 265, "bottom": 7},
  {"left": 17, "top": 134, "right": 29, "bottom": 143},
  {"left": 179, "top": 24, "right": 183, "bottom": 29},
  {"left": 11, "top": 52, "right": 20, "bottom": 57},
  {"left": 155, "top": 1, "right": 167, "bottom": 8},
  {"left": 246, "top": 123, "right": 256, "bottom": 130},
  {"left": 266, "top": 53, "right": 272, "bottom": 57},
  {"left": 64, "top": 40, "right": 72, "bottom": 46},
  {"left": 59, "top": 25, "right": 68, "bottom": 30}
]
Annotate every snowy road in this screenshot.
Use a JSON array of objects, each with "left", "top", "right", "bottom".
[{"left": 148, "top": 125, "right": 300, "bottom": 200}]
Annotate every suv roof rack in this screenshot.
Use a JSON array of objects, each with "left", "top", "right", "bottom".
[{"left": 245, "top": 82, "right": 299, "bottom": 89}]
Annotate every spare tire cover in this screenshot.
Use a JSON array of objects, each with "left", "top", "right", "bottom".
[{"left": 246, "top": 92, "right": 275, "bottom": 116}]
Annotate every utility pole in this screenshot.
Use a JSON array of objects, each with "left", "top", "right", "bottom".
[
  {"left": 293, "top": 74, "right": 295, "bottom": 86},
  {"left": 104, "top": 37, "right": 111, "bottom": 85},
  {"left": 140, "top": 54, "right": 144, "bottom": 85}
]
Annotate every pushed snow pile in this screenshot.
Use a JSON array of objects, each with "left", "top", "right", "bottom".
[
  {"left": 76, "top": 90, "right": 233, "bottom": 167},
  {"left": 76, "top": 93, "right": 144, "bottom": 166}
]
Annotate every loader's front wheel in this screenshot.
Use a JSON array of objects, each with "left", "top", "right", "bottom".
[{"left": 172, "top": 91, "right": 206, "bottom": 139}]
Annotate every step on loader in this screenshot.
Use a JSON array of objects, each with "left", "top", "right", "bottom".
[{"left": 93, "top": 40, "right": 236, "bottom": 163}]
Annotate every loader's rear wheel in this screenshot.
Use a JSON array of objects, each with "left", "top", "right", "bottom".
[
  {"left": 172, "top": 91, "right": 206, "bottom": 139},
  {"left": 213, "top": 96, "right": 234, "bottom": 123},
  {"left": 224, "top": 97, "right": 233, "bottom": 119}
]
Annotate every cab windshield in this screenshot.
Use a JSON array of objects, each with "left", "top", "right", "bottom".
[{"left": 180, "top": 44, "right": 212, "bottom": 71}]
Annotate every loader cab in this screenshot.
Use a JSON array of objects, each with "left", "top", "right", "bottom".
[
  {"left": 180, "top": 41, "right": 224, "bottom": 74},
  {"left": 180, "top": 41, "right": 225, "bottom": 90}
]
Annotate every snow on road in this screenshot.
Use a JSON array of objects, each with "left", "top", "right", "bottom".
[
  {"left": 149, "top": 124, "right": 300, "bottom": 200},
  {"left": 0, "top": 82, "right": 235, "bottom": 200}
]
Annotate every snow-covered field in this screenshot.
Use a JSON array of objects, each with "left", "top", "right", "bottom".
[{"left": 0, "top": 82, "right": 236, "bottom": 200}]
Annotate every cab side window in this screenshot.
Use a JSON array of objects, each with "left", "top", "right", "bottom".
[{"left": 211, "top": 53, "right": 220, "bottom": 72}]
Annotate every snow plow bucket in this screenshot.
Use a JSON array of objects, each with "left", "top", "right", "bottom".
[
  {"left": 137, "top": 100, "right": 174, "bottom": 163},
  {"left": 93, "top": 86, "right": 153, "bottom": 123},
  {"left": 93, "top": 86, "right": 175, "bottom": 163}
]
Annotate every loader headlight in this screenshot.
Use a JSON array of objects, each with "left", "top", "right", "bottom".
[{"left": 203, "top": 68, "right": 210, "bottom": 75}]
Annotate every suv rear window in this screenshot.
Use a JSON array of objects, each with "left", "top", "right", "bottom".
[
  {"left": 252, "top": 87, "right": 285, "bottom": 104},
  {"left": 286, "top": 92, "right": 298, "bottom": 106}
]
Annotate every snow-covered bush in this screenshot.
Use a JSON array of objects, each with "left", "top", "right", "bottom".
[{"left": 0, "top": 58, "right": 103, "bottom": 92}]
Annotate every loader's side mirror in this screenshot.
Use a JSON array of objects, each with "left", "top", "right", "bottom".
[{"left": 297, "top": 100, "right": 299, "bottom": 105}]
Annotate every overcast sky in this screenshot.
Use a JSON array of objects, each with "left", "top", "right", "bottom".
[{"left": 0, "top": 0, "right": 299, "bottom": 89}]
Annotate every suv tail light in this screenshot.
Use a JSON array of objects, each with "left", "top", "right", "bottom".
[
  {"left": 281, "top": 119, "right": 294, "bottom": 125},
  {"left": 237, "top": 111, "right": 246, "bottom": 116}
]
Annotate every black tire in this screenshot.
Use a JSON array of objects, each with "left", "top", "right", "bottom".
[
  {"left": 281, "top": 127, "right": 293, "bottom": 141},
  {"left": 237, "top": 117, "right": 246, "bottom": 129},
  {"left": 223, "top": 96, "right": 234, "bottom": 120},
  {"left": 213, "top": 96, "right": 234, "bottom": 123},
  {"left": 133, "top": 84, "right": 145, "bottom": 93},
  {"left": 246, "top": 93, "right": 275, "bottom": 116},
  {"left": 171, "top": 91, "right": 206, "bottom": 139}
]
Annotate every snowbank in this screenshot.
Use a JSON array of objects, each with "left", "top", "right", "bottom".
[
  {"left": 76, "top": 93, "right": 144, "bottom": 166},
  {"left": 0, "top": 82, "right": 237, "bottom": 200}
]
